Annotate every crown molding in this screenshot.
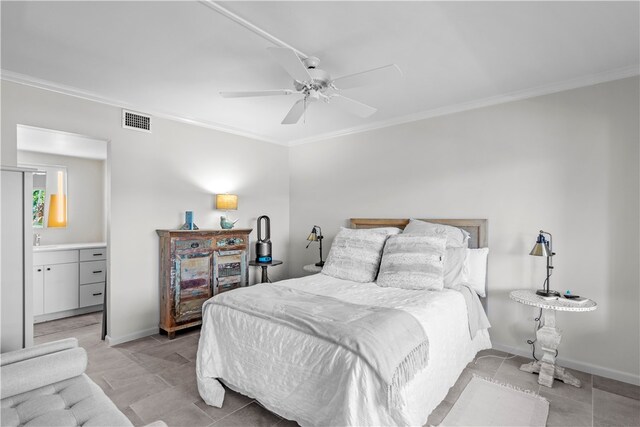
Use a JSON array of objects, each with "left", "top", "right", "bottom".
[
  {"left": 287, "top": 65, "right": 640, "bottom": 146},
  {"left": 0, "top": 70, "right": 286, "bottom": 146},
  {"left": 3, "top": 65, "right": 638, "bottom": 148}
]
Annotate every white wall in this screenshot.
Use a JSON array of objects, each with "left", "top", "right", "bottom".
[
  {"left": 289, "top": 77, "right": 640, "bottom": 383},
  {"left": 2, "top": 76, "right": 638, "bottom": 383},
  {"left": 1, "top": 80, "right": 291, "bottom": 343},
  {"left": 17, "top": 150, "right": 106, "bottom": 245}
]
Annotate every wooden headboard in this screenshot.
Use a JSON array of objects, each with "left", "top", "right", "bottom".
[{"left": 350, "top": 218, "right": 488, "bottom": 249}]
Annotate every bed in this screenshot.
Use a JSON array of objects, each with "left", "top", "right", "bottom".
[{"left": 196, "top": 218, "right": 491, "bottom": 426}]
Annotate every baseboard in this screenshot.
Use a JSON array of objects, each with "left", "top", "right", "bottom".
[
  {"left": 34, "top": 305, "right": 102, "bottom": 323},
  {"left": 492, "top": 342, "right": 640, "bottom": 386},
  {"left": 105, "top": 327, "right": 158, "bottom": 346}
]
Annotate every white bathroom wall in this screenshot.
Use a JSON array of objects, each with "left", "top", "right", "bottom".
[
  {"left": 288, "top": 77, "right": 640, "bottom": 383},
  {"left": 17, "top": 150, "right": 106, "bottom": 245},
  {"left": 1, "top": 80, "right": 291, "bottom": 343}
]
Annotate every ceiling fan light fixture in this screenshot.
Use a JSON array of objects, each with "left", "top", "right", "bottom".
[
  {"left": 303, "top": 56, "right": 321, "bottom": 69},
  {"left": 220, "top": 47, "right": 401, "bottom": 124}
]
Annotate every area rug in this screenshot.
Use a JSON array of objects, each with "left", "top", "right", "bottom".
[{"left": 440, "top": 375, "right": 549, "bottom": 427}]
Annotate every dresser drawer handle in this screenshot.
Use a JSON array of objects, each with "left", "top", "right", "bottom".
[
  {"left": 92, "top": 270, "right": 103, "bottom": 274},
  {"left": 93, "top": 253, "right": 103, "bottom": 256},
  {"left": 92, "top": 292, "right": 103, "bottom": 296},
  {"left": 46, "top": 267, "right": 51, "bottom": 271},
  {"left": 221, "top": 284, "right": 232, "bottom": 289},
  {"left": 37, "top": 268, "right": 42, "bottom": 272},
  {"left": 190, "top": 243, "right": 199, "bottom": 249}
]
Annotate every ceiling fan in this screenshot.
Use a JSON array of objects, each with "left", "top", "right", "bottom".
[{"left": 220, "top": 47, "right": 402, "bottom": 124}]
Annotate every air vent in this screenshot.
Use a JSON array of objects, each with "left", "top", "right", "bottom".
[{"left": 122, "top": 109, "right": 152, "bottom": 133}]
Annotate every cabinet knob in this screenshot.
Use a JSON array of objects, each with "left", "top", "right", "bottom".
[
  {"left": 37, "top": 268, "right": 42, "bottom": 272},
  {"left": 191, "top": 243, "right": 199, "bottom": 249},
  {"left": 46, "top": 267, "right": 51, "bottom": 271}
]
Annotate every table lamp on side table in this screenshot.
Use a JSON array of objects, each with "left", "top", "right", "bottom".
[
  {"left": 530, "top": 230, "right": 561, "bottom": 297},
  {"left": 306, "top": 225, "right": 325, "bottom": 267}
]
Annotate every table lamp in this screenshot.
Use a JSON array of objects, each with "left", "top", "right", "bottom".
[
  {"left": 306, "top": 225, "right": 324, "bottom": 267},
  {"left": 530, "top": 230, "right": 560, "bottom": 297},
  {"left": 216, "top": 194, "right": 238, "bottom": 229}
]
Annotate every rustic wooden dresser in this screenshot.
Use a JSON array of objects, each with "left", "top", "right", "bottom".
[{"left": 156, "top": 229, "right": 251, "bottom": 339}]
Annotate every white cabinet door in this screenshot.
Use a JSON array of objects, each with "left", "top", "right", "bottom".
[
  {"left": 44, "top": 263, "right": 79, "bottom": 313},
  {"left": 33, "top": 266, "right": 45, "bottom": 316}
]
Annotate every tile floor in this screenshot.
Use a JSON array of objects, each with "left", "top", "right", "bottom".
[{"left": 34, "top": 313, "right": 640, "bottom": 426}]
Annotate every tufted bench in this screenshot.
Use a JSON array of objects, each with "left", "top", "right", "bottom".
[{"left": 0, "top": 338, "right": 166, "bottom": 427}]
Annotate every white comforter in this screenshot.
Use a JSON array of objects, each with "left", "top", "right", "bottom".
[{"left": 197, "top": 274, "right": 491, "bottom": 426}]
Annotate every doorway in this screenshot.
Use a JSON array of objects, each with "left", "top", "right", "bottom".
[{"left": 16, "top": 125, "right": 110, "bottom": 343}]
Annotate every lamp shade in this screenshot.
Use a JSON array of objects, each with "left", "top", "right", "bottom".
[
  {"left": 216, "top": 194, "right": 238, "bottom": 210},
  {"left": 307, "top": 230, "right": 318, "bottom": 241},
  {"left": 47, "top": 194, "right": 67, "bottom": 227},
  {"left": 47, "top": 170, "right": 67, "bottom": 228},
  {"left": 529, "top": 234, "right": 551, "bottom": 257}
]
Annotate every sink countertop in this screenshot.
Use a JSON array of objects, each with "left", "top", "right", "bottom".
[{"left": 33, "top": 242, "right": 107, "bottom": 252}]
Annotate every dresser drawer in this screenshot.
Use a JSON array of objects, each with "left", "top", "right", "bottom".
[
  {"left": 80, "top": 248, "right": 106, "bottom": 261},
  {"left": 80, "top": 282, "right": 104, "bottom": 307},
  {"left": 174, "top": 239, "right": 213, "bottom": 252},
  {"left": 80, "top": 260, "right": 106, "bottom": 284},
  {"left": 33, "top": 250, "right": 78, "bottom": 266}
]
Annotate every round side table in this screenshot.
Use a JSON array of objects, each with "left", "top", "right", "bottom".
[
  {"left": 249, "top": 260, "right": 283, "bottom": 283},
  {"left": 510, "top": 290, "right": 597, "bottom": 388}
]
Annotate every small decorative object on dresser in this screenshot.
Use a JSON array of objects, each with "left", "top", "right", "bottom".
[
  {"left": 179, "top": 210, "right": 198, "bottom": 230},
  {"left": 529, "top": 230, "right": 560, "bottom": 297},
  {"left": 510, "top": 289, "right": 597, "bottom": 388},
  {"left": 215, "top": 194, "right": 239, "bottom": 229},
  {"left": 156, "top": 229, "right": 251, "bottom": 339},
  {"left": 305, "top": 225, "right": 325, "bottom": 266}
]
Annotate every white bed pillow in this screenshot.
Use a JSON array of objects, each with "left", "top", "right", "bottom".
[
  {"left": 466, "top": 248, "right": 489, "bottom": 297},
  {"left": 443, "top": 247, "right": 469, "bottom": 289},
  {"left": 403, "top": 219, "right": 470, "bottom": 248},
  {"left": 367, "top": 227, "right": 403, "bottom": 235},
  {"left": 377, "top": 234, "right": 447, "bottom": 291},
  {"left": 321, "top": 227, "right": 395, "bottom": 283}
]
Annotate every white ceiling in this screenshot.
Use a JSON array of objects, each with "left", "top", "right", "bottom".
[{"left": 2, "top": 1, "right": 638, "bottom": 145}]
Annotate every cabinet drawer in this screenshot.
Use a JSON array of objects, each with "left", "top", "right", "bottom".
[
  {"left": 34, "top": 250, "right": 78, "bottom": 266},
  {"left": 80, "top": 248, "right": 106, "bottom": 261},
  {"left": 80, "top": 260, "right": 106, "bottom": 284},
  {"left": 174, "top": 239, "right": 213, "bottom": 252},
  {"left": 80, "top": 283, "right": 104, "bottom": 307}
]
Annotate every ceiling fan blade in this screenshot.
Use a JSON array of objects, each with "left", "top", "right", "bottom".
[
  {"left": 220, "top": 89, "right": 296, "bottom": 98},
  {"left": 332, "top": 64, "right": 402, "bottom": 90},
  {"left": 282, "top": 98, "right": 307, "bottom": 124},
  {"left": 330, "top": 94, "right": 377, "bottom": 118},
  {"left": 268, "top": 47, "right": 312, "bottom": 83}
]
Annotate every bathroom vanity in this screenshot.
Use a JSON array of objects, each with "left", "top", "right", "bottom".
[{"left": 33, "top": 243, "right": 106, "bottom": 323}]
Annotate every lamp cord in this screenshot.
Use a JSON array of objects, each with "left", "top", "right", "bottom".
[{"left": 526, "top": 306, "right": 558, "bottom": 361}]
